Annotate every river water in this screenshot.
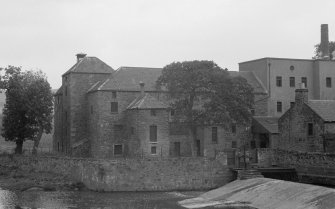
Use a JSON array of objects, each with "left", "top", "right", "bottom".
[{"left": 0, "top": 189, "right": 203, "bottom": 209}]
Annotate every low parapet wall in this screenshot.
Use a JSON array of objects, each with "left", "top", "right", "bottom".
[{"left": 75, "top": 157, "right": 233, "bottom": 192}]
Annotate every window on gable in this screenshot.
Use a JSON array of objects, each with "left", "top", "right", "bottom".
[
  {"left": 151, "top": 146, "right": 157, "bottom": 155},
  {"left": 307, "top": 123, "right": 314, "bottom": 136},
  {"left": 326, "top": 77, "right": 332, "bottom": 88},
  {"left": 277, "top": 101, "right": 282, "bottom": 113},
  {"left": 289, "top": 77, "right": 295, "bottom": 87},
  {"left": 301, "top": 77, "right": 307, "bottom": 87},
  {"left": 114, "top": 125, "right": 123, "bottom": 139},
  {"left": 231, "top": 124, "right": 236, "bottom": 134},
  {"left": 232, "top": 141, "right": 237, "bottom": 148},
  {"left": 114, "top": 144, "right": 123, "bottom": 155},
  {"left": 112, "top": 91, "right": 117, "bottom": 98},
  {"left": 150, "top": 125, "right": 157, "bottom": 142},
  {"left": 212, "top": 127, "right": 218, "bottom": 143},
  {"left": 151, "top": 109, "right": 156, "bottom": 116},
  {"left": 111, "top": 102, "right": 118, "bottom": 113},
  {"left": 276, "top": 76, "right": 282, "bottom": 87}
]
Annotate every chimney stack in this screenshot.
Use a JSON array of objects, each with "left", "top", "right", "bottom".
[
  {"left": 295, "top": 83, "right": 308, "bottom": 106},
  {"left": 76, "top": 53, "right": 87, "bottom": 62},
  {"left": 139, "top": 81, "right": 145, "bottom": 96},
  {"left": 320, "top": 24, "right": 329, "bottom": 59}
]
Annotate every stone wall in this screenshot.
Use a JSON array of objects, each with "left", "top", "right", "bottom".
[
  {"left": 75, "top": 157, "right": 233, "bottom": 191},
  {"left": 0, "top": 155, "right": 233, "bottom": 192}
]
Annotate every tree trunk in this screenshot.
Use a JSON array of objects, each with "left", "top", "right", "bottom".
[
  {"left": 32, "top": 128, "right": 44, "bottom": 155},
  {"left": 15, "top": 140, "right": 23, "bottom": 154}
]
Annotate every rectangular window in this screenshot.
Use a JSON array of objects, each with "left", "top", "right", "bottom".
[
  {"left": 150, "top": 109, "right": 156, "bottom": 116},
  {"left": 231, "top": 124, "right": 236, "bottom": 134},
  {"left": 111, "top": 102, "right": 118, "bottom": 113},
  {"left": 114, "top": 125, "right": 123, "bottom": 139},
  {"left": 326, "top": 77, "right": 332, "bottom": 88},
  {"left": 212, "top": 127, "right": 218, "bottom": 143},
  {"left": 114, "top": 144, "right": 123, "bottom": 155},
  {"left": 277, "top": 101, "right": 282, "bottom": 113},
  {"left": 308, "top": 123, "right": 314, "bottom": 136},
  {"left": 90, "top": 105, "right": 93, "bottom": 114},
  {"left": 232, "top": 141, "right": 237, "bottom": 148},
  {"left": 170, "top": 109, "right": 175, "bottom": 116},
  {"left": 301, "top": 77, "right": 307, "bottom": 87},
  {"left": 112, "top": 91, "right": 117, "bottom": 98},
  {"left": 276, "top": 76, "right": 282, "bottom": 87},
  {"left": 65, "top": 86, "right": 68, "bottom": 96},
  {"left": 289, "top": 77, "right": 295, "bottom": 87},
  {"left": 65, "top": 111, "right": 68, "bottom": 121},
  {"left": 150, "top": 125, "right": 157, "bottom": 142},
  {"left": 151, "top": 146, "right": 157, "bottom": 155},
  {"left": 290, "top": 102, "right": 295, "bottom": 108}
]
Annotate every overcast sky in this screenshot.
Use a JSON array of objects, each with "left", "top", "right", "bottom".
[{"left": 1, "top": 0, "right": 334, "bottom": 89}]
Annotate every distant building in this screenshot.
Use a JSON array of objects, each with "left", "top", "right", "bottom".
[
  {"left": 278, "top": 84, "right": 335, "bottom": 153},
  {"left": 53, "top": 54, "right": 264, "bottom": 158}
]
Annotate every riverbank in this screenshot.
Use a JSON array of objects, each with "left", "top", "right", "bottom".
[{"left": 0, "top": 154, "right": 85, "bottom": 192}]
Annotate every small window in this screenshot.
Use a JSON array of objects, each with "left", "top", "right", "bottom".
[
  {"left": 151, "top": 146, "right": 157, "bottom": 155},
  {"left": 65, "top": 86, "right": 68, "bottom": 96},
  {"left": 65, "top": 111, "right": 68, "bottom": 121},
  {"left": 289, "top": 77, "right": 295, "bottom": 87},
  {"left": 212, "top": 127, "right": 218, "bottom": 143},
  {"left": 114, "top": 144, "right": 123, "bottom": 155},
  {"left": 57, "top": 96, "right": 60, "bottom": 104},
  {"left": 57, "top": 142, "right": 60, "bottom": 151},
  {"left": 112, "top": 91, "right": 117, "bottom": 98},
  {"left": 150, "top": 125, "right": 157, "bottom": 142},
  {"left": 231, "top": 124, "right": 236, "bottom": 134},
  {"left": 290, "top": 65, "right": 295, "bottom": 71},
  {"left": 307, "top": 123, "right": 313, "bottom": 136},
  {"left": 170, "top": 109, "right": 175, "bottom": 116},
  {"left": 90, "top": 105, "right": 93, "bottom": 114},
  {"left": 326, "top": 77, "right": 332, "bottom": 88},
  {"left": 277, "top": 101, "right": 282, "bottom": 113},
  {"left": 301, "top": 77, "right": 307, "bottom": 87},
  {"left": 290, "top": 102, "right": 295, "bottom": 108},
  {"left": 151, "top": 109, "right": 156, "bottom": 116},
  {"left": 111, "top": 102, "right": 118, "bottom": 113},
  {"left": 276, "top": 76, "right": 282, "bottom": 87},
  {"left": 131, "top": 127, "right": 135, "bottom": 135},
  {"left": 251, "top": 109, "right": 255, "bottom": 115},
  {"left": 232, "top": 141, "right": 237, "bottom": 148}
]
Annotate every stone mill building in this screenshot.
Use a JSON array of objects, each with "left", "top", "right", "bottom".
[{"left": 53, "top": 54, "right": 265, "bottom": 159}]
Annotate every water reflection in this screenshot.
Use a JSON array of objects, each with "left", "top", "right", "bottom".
[{"left": 0, "top": 189, "right": 200, "bottom": 209}]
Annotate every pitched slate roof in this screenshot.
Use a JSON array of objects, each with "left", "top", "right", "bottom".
[
  {"left": 98, "top": 67, "right": 162, "bottom": 91},
  {"left": 63, "top": 57, "right": 114, "bottom": 76},
  {"left": 54, "top": 86, "right": 63, "bottom": 96},
  {"left": 127, "top": 93, "right": 168, "bottom": 110},
  {"left": 253, "top": 116, "right": 279, "bottom": 134},
  {"left": 228, "top": 71, "right": 267, "bottom": 94},
  {"left": 307, "top": 100, "right": 335, "bottom": 122}
]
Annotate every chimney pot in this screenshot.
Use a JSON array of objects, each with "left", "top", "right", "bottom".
[
  {"left": 139, "top": 81, "right": 145, "bottom": 96},
  {"left": 76, "top": 53, "right": 87, "bottom": 62}
]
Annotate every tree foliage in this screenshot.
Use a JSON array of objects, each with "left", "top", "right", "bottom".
[
  {"left": 313, "top": 41, "right": 335, "bottom": 59},
  {"left": 156, "top": 60, "right": 254, "bottom": 155},
  {"left": 0, "top": 66, "right": 53, "bottom": 154}
]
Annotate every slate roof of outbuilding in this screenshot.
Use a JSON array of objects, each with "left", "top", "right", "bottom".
[
  {"left": 127, "top": 93, "right": 168, "bottom": 110},
  {"left": 228, "top": 71, "right": 267, "bottom": 94},
  {"left": 253, "top": 116, "right": 279, "bottom": 134},
  {"left": 307, "top": 100, "right": 335, "bottom": 122},
  {"left": 63, "top": 57, "right": 114, "bottom": 76}
]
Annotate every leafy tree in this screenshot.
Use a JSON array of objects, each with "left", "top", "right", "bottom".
[
  {"left": 156, "top": 60, "right": 254, "bottom": 156},
  {"left": 0, "top": 66, "right": 53, "bottom": 154},
  {"left": 313, "top": 41, "right": 335, "bottom": 59}
]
